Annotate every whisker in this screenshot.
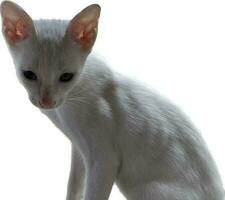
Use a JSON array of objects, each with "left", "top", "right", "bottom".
[{"left": 65, "top": 96, "right": 91, "bottom": 107}]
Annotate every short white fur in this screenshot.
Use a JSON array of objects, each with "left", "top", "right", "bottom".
[{"left": 1, "top": 1, "right": 224, "bottom": 200}]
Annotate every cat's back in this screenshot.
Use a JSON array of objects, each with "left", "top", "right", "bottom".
[
  {"left": 83, "top": 58, "right": 224, "bottom": 199},
  {"left": 84, "top": 54, "right": 200, "bottom": 139}
]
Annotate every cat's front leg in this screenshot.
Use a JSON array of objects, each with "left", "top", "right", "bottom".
[
  {"left": 83, "top": 152, "right": 120, "bottom": 200},
  {"left": 66, "top": 147, "right": 85, "bottom": 200}
]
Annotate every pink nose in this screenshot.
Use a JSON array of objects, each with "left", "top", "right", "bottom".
[{"left": 39, "top": 97, "right": 56, "bottom": 108}]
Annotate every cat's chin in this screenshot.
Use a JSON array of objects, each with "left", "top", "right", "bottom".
[
  {"left": 39, "top": 106, "right": 59, "bottom": 110},
  {"left": 31, "top": 101, "right": 61, "bottom": 110}
]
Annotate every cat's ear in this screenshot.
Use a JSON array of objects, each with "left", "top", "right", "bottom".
[
  {"left": 0, "top": 1, "right": 35, "bottom": 45},
  {"left": 66, "top": 4, "right": 101, "bottom": 50}
]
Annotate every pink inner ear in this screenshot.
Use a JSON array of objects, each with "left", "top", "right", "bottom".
[
  {"left": 70, "top": 20, "right": 98, "bottom": 49},
  {"left": 69, "top": 19, "right": 98, "bottom": 49},
  {"left": 3, "top": 17, "right": 29, "bottom": 44}
]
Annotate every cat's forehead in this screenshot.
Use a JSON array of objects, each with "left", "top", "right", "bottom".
[
  {"left": 35, "top": 39, "right": 64, "bottom": 71},
  {"left": 14, "top": 19, "right": 83, "bottom": 72},
  {"left": 34, "top": 19, "right": 69, "bottom": 43},
  {"left": 32, "top": 20, "right": 70, "bottom": 70}
]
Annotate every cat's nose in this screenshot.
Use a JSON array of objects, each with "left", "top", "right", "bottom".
[{"left": 39, "top": 97, "right": 56, "bottom": 108}]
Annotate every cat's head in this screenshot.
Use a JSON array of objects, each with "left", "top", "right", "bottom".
[{"left": 0, "top": 1, "right": 101, "bottom": 109}]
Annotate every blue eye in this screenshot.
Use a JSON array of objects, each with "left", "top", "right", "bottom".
[
  {"left": 59, "top": 73, "right": 74, "bottom": 82},
  {"left": 23, "top": 70, "right": 37, "bottom": 81}
]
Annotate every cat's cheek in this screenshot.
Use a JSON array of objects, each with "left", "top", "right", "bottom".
[
  {"left": 15, "top": 70, "right": 25, "bottom": 86},
  {"left": 55, "top": 99, "right": 65, "bottom": 108},
  {"left": 15, "top": 75, "right": 38, "bottom": 105},
  {"left": 57, "top": 84, "right": 74, "bottom": 100},
  {"left": 28, "top": 95, "right": 39, "bottom": 108}
]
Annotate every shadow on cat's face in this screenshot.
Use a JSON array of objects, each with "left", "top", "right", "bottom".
[
  {"left": 1, "top": 1, "right": 101, "bottom": 110},
  {"left": 12, "top": 25, "right": 89, "bottom": 110}
]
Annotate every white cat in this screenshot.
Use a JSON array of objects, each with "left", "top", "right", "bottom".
[{"left": 1, "top": 1, "right": 224, "bottom": 200}]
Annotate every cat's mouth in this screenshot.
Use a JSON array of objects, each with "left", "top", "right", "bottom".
[
  {"left": 33, "top": 101, "right": 60, "bottom": 110},
  {"left": 29, "top": 96, "right": 62, "bottom": 110},
  {"left": 38, "top": 99, "right": 56, "bottom": 109},
  {"left": 38, "top": 103, "right": 58, "bottom": 110}
]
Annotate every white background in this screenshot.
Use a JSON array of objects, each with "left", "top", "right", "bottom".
[{"left": 0, "top": 0, "right": 224, "bottom": 199}]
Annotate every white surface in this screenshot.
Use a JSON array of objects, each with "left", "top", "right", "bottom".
[{"left": 0, "top": 0, "right": 224, "bottom": 199}]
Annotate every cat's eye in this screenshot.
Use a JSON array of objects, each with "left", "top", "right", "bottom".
[
  {"left": 59, "top": 73, "right": 74, "bottom": 82},
  {"left": 23, "top": 70, "right": 37, "bottom": 81}
]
